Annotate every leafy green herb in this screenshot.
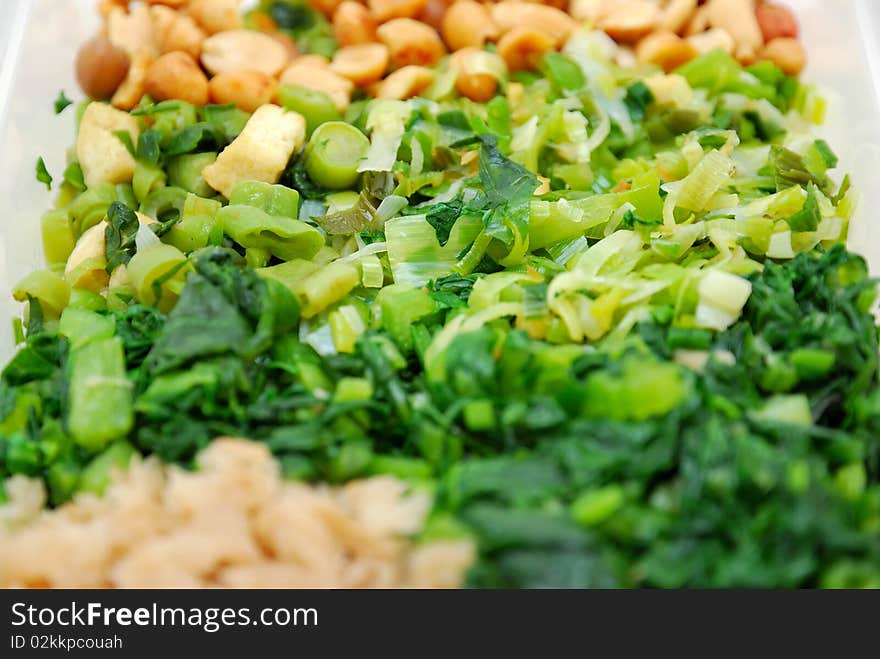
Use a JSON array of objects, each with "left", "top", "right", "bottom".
[
  {"left": 53, "top": 90, "right": 73, "bottom": 114},
  {"left": 425, "top": 199, "right": 463, "bottom": 247},
  {"left": 113, "top": 130, "right": 136, "bottom": 156},
  {"left": 62, "top": 162, "right": 86, "bottom": 192},
  {"left": 162, "top": 123, "right": 218, "bottom": 158},
  {"left": 35, "top": 158, "right": 52, "bottom": 190},
  {"left": 269, "top": 1, "right": 316, "bottom": 32},
  {"left": 542, "top": 52, "right": 585, "bottom": 91},
  {"left": 104, "top": 201, "right": 140, "bottom": 272},
  {"left": 137, "top": 129, "right": 162, "bottom": 165},
  {"left": 624, "top": 82, "right": 655, "bottom": 120},
  {"left": 770, "top": 145, "right": 821, "bottom": 191},
  {"left": 786, "top": 183, "right": 820, "bottom": 232}
]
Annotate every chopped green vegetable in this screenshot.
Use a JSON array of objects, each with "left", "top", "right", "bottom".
[
  {"left": 3, "top": 21, "right": 879, "bottom": 590},
  {"left": 53, "top": 90, "right": 73, "bottom": 115},
  {"left": 35, "top": 157, "right": 52, "bottom": 190}
]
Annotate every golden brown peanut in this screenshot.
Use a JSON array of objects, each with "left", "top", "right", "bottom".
[
  {"left": 490, "top": 2, "right": 577, "bottom": 46},
  {"left": 310, "top": 0, "right": 346, "bottom": 17},
  {"left": 75, "top": 35, "right": 131, "bottom": 100},
  {"left": 760, "top": 37, "right": 805, "bottom": 75},
  {"left": 375, "top": 65, "right": 435, "bottom": 99},
  {"left": 280, "top": 61, "right": 355, "bottom": 110},
  {"left": 452, "top": 47, "right": 504, "bottom": 102},
  {"left": 150, "top": 6, "right": 207, "bottom": 59},
  {"left": 596, "top": 0, "right": 659, "bottom": 42},
  {"left": 98, "top": 0, "right": 128, "bottom": 21},
  {"left": 756, "top": 2, "right": 799, "bottom": 42},
  {"left": 684, "top": 4, "right": 711, "bottom": 36},
  {"left": 635, "top": 31, "right": 697, "bottom": 72},
  {"left": 417, "top": 0, "right": 451, "bottom": 31},
  {"left": 686, "top": 27, "right": 735, "bottom": 55},
  {"left": 368, "top": 0, "right": 428, "bottom": 22},
  {"left": 111, "top": 51, "right": 155, "bottom": 110},
  {"left": 332, "top": 1, "right": 378, "bottom": 47},
  {"left": 569, "top": 0, "right": 604, "bottom": 22},
  {"left": 441, "top": 0, "right": 499, "bottom": 51},
  {"left": 294, "top": 54, "right": 332, "bottom": 68},
  {"left": 705, "top": 0, "right": 763, "bottom": 63},
  {"left": 209, "top": 70, "right": 278, "bottom": 111},
  {"left": 248, "top": 10, "right": 277, "bottom": 32},
  {"left": 202, "top": 30, "right": 291, "bottom": 76},
  {"left": 107, "top": 5, "right": 158, "bottom": 58},
  {"left": 377, "top": 18, "right": 447, "bottom": 68},
  {"left": 496, "top": 26, "right": 554, "bottom": 72},
  {"left": 331, "top": 44, "right": 390, "bottom": 86},
  {"left": 187, "top": 0, "right": 243, "bottom": 34},
  {"left": 658, "top": 0, "right": 698, "bottom": 34},
  {"left": 144, "top": 51, "right": 210, "bottom": 105},
  {"left": 146, "top": 0, "right": 189, "bottom": 7},
  {"left": 268, "top": 31, "right": 300, "bottom": 62},
  {"left": 150, "top": 5, "right": 177, "bottom": 37}
]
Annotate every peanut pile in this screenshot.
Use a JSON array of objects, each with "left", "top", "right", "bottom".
[{"left": 78, "top": 0, "right": 805, "bottom": 111}]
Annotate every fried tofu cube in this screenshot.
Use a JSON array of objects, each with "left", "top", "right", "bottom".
[
  {"left": 76, "top": 102, "right": 140, "bottom": 188},
  {"left": 201, "top": 104, "right": 306, "bottom": 198}
]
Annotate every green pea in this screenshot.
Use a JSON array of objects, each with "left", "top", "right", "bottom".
[{"left": 304, "top": 121, "right": 370, "bottom": 190}]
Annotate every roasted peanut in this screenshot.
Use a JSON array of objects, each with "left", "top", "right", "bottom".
[
  {"left": 490, "top": 2, "right": 578, "bottom": 46},
  {"left": 145, "top": 51, "right": 210, "bottom": 105},
  {"left": 760, "top": 37, "right": 805, "bottom": 75},
  {"left": 452, "top": 47, "right": 504, "bottom": 102},
  {"left": 496, "top": 26, "right": 555, "bottom": 72},
  {"left": 756, "top": 2, "right": 799, "bottom": 42},
  {"left": 569, "top": 0, "right": 604, "bottom": 23},
  {"left": 146, "top": 0, "right": 189, "bottom": 7},
  {"left": 187, "top": 0, "right": 243, "bottom": 34},
  {"left": 310, "top": 0, "right": 346, "bottom": 17},
  {"left": 98, "top": 0, "right": 128, "bottom": 21},
  {"left": 684, "top": 4, "right": 711, "bottom": 36},
  {"left": 107, "top": 5, "right": 158, "bottom": 58},
  {"left": 597, "top": 0, "right": 660, "bottom": 42},
  {"left": 441, "top": 0, "right": 499, "bottom": 51},
  {"left": 705, "top": 0, "right": 764, "bottom": 63},
  {"left": 368, "top": 0, "right": 428, "bottom": 22},
  {"left": 333, "top": 1, "right": 378, "bottom": 47},
  {"left": 268, "top": 31, "right": 300, "bottom": 62},
  {"left": 76, "top": 35, "right": 131, "bottom": 100},
  {"left": 418, "top": 0, "right": 451, "bottom": 31},
  {"left": 658, "top": 0, "right": 698, "bottom": 34},
  {"left": 150, "top": 5, "right": 177, "bottom": 39},
  {"left": 280, "top": 61, "right": 355, "bottom": 110},
  {"left": 209, "top": 70, "right": 278, "bottom": 111},
  {"left": 296, "top": 54, "right": 332, "bottom": 68},
  {"left": 375, "top": 65, "right": 435, "bottom": 99},
  {"left": 376, "top": 18, "right": 447, "bottom": 68},
  {"left": 636, "top": 31, "right": 697, "bottom": 72},
  {"left": 150, "top": 6, "right": 207, "bottom": 59},
  {"left": 331, "top": 43, "right": 390, "bottom": 86},
  {"left": 112, "top": 51, "right": 154, "bottom": 110},
  {"left": 202, "top": 30, "right": 291, "bottom": 76},
  {"left": 686, "top": 27, "right": 735, "bottom": 55}
]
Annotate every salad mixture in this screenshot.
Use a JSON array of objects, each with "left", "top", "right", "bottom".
[{"left": 2, "top": 0, "right": 879, "bottom": 588}]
